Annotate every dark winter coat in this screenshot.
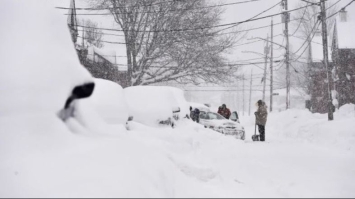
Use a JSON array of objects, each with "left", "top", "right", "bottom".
[
  {"left": 255, "top": 103, "right": 268, "bottom": 126},
  {"left": 218, "top": 108, "right": 231, "bottom": 119}
]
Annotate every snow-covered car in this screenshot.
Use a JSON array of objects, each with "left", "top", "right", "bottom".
[
  {"left": 199, "top": 111, "right": 245, "bottom": 140},
  {"left": 188, "top": 102, "right": 211, "bottom": 113},
  {"left": 123, "top": 86, "right": 189, "bottom": 128}
]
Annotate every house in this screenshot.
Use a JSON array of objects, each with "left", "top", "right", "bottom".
[
  {"left": 331, "top": 8, "right": 355, "bottom": 107},
  {"left": 66, "top": 1, "right": 129, "bottom": 87},
  {"left": 309, "top": 31, "right": 334, "bottom": 114}
]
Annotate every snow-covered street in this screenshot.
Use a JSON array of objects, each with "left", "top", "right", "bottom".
[
  {"left": 2, "top": 106, "right": 354, "bottom": 198},
  {"left": 1, "top": 0, "right": 355, "bottom": 197},
  {"left": 124, "top": 108, "right": 355, "bottom": 198}
]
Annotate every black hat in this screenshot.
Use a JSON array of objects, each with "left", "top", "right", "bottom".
[{"left": 257, "top": 100, "right": 263, "bottom": 105}]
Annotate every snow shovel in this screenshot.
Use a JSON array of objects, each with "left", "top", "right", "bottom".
[{"left": 252, "top": 116, "right": 260, "bottom": 141}]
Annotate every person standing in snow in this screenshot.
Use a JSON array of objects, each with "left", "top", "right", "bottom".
[
  {"left": 193, "top": 108, "right": 200, "bottom": 123},
  {"left": 189, "top": 106, "right": 195, "bottom": 121},
  {"left": 189, "top": 106, "right": 200, "bottom": 123},
  {"left": 254, "top": 100, "right": 268, "bottom": 142},
  {"left": 218, "top": 104, "right": 231, "bottom": 119}
]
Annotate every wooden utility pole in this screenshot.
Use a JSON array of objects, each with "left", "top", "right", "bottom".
[
  {"left": 262, "top": 35, "right": 269, "bottom": 101},
  {"left": 243, "top": 74, "right": 245, "bottom": 116},
  {"left": 237, "top": 78, "right": 240, "bottom": 113},
  {"left": 270, "top": 19, "right": 274, "bottom": 112},
  {"left": 320, "top": 0, "right": 334, "bottom": 120},
  {"left": 249, "top": 70, "right": 253, "bottom": 116},
  {"left": 283, "top": 0, "right": 291, "bottom": 109}
]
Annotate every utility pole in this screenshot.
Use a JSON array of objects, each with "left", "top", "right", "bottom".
[
  {"left": 320, "top": 0, "right": 334, "bottom": 121},
  {"left": 243, "top": 74, "right": 245, "bottom": 116},
  {"left": 270, "top": 19, "right": 274, "bottom": 112},
  {"left": 283, "top": 0, "right": 291, "bottom": 109},
  {"left": 237, "top": 78, "right": 240, "bottom": 113},
  {"left": 249, "top": 70, "right": 253, "bottom": 116},
  {"left": 263, "top": 35, "right": 269, "bottom": 102}
]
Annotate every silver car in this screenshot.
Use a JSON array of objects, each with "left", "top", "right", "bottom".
[{"left": 199, "top": 111, "right": 245, "bottom": 140}]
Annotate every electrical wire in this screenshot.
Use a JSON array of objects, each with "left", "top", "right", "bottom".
[
  {"left": 73, "top": 4, "right": 314, "bottom": 33},
  {"left": 57, "top": 0, "right": 261, "bottom": 13},
  {"left": 327, "top": 0, "right": 355, "bottom": 19}
]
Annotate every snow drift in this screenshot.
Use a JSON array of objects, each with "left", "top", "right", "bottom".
[
  {"left": 84, "top": 78, "right": 129, "bottom": 125},
  {"left": 0, "top": 0, "right": 92, "bottom": 116}
]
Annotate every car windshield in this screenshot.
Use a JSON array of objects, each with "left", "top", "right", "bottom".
[{"left": 206, "top": 112, "right": 225, "bottom": 120}]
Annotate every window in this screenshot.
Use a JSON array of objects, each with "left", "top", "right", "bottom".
[{"left": 207, "top": 112, "right": 225, "bottom": 120}]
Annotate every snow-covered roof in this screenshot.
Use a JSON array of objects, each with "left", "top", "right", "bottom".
[
  {"left": 87, "top": 46, "right": 117, "bottom": 65},
  {"left": 311, "top": 34, "right": 332, "bottom": 62}
]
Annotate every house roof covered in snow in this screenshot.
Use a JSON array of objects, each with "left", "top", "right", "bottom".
[{"left": 87, "top": 46, "right": 117, "bottom": 65}]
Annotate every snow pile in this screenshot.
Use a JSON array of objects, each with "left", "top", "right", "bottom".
[
  {"left": 83, "top": 78, "right": 129, "bottom": 125},
  {"left": 0, "top": 0, "right": 92, "bottom": 116},
  {"left": 124, "top": 86, "right": 189, "bottom": 126},
  {"left": 249, "top": 104, "right": 355, "bottom": 153},
  {"left": 0, "top": 116, "right": 178, "bottom": 197}
]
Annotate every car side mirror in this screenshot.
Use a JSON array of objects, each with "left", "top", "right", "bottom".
[
  {"left": 127, "top": 116, "right": 134, "bottom": 121},
  {"left": 64, "top": 82, "right": 95, "bottom": 109},
  {"left": 59, "top": 82, "right": 95, "bottom": 122},
  {"left": 230, "top": 111, "right": 239, "bottom": 122}
]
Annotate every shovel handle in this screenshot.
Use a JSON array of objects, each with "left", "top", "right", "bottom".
[{"left": 254, "top": 115, "right": 257, "bottom": 136}]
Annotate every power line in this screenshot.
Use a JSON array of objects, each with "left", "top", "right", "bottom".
[
  {"left": 290, "top": 3, "right": 309, "bottom": 36},
  {"left": 55, "top": 0, "right": 260, "bottom": 12},
  {"left": 57, "top": 0, "right": 178, "bottom": 10},
  {"left": 60, "top": 0, "right": 261, "bottom": 15},
  {"left": 327, "top": 0, "right": 355, "bottom": 19},
  {"left": 292, "top": 20, "right": 320, "bottom": 56},
  {"left": 216, "top": 1, "right": 282, "bottom": 32},
  {"left": 293, "top": 22, "right": 321, "bottom": 62},
  {"left": 326, "top": 0, "right": 344, "bottom": 11},
  {"left": 73, "top": 4, "right": 315, "bottom": 33},
  {"left": 77, "top": 35, "right": 126, "bottom": 44},
  {"left": 80, "top": 18, "right": 299, "bottom": 39}
]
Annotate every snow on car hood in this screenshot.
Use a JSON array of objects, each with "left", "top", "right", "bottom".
[
  {"left": 124, "top": 86, "right": 188, "bottom": 126},
  {"left": 204, "top": 119, "right": 244, "bottom": 130}
]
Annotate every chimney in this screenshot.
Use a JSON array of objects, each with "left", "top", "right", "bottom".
[{"left": 339, "top": 8, "right": 347, "bottom": 22}]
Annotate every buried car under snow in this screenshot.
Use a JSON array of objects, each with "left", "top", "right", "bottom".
[
  {"left": 199, "top": 111, "right": 245, "bottom": 140},
  {"left": 123, "top": 86, "right": 189, "bottom": 128}
]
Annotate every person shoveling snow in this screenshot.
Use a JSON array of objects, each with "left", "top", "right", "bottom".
[{"left": 254, "top": 100, "right": 268, "bottom": 142}]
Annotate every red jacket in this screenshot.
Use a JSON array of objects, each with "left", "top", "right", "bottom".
[{"left": 218, "top": 108, "right": 231, "bottom": 119}]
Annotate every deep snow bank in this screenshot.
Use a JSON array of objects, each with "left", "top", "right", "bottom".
[
  {"left": 84, "top": 78, "right": 129, "bottom": 125},
  {"left": 0, "top": 0, "right": 92, "bottom": 116},
  {"left": 241, "top": 104, "right": 355, "bottom": 153}
]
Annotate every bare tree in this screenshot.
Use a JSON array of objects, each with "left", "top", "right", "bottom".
[
  {"left": 91, "top": 0, "right": 243, "bottom": 86},
  {"left": 82, "top": 19, "right": 104, "bottom": 48}
]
